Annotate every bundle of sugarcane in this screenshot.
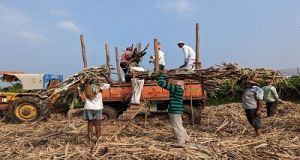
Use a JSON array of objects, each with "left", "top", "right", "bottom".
[
  {"left": 130, "top": 63, "right": 285, "bottom": 90},
  {"left": 44, "top": 65, "right": 111, "bottom": 101},
  {"left": 128, "top": 43, "right": 149, "bottom": 65}
]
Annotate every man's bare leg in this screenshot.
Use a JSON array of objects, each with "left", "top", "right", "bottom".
[
  {"left": 88, "top": 120, "right": 93, "bottom": 142},
  {"left": 255, "top": 128, "right": 261, "bottom": 137},
  {"left": 94, "top": 120, "right": 101, "bottom": 140}
]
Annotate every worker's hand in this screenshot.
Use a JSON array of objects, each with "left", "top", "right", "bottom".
[
  {"left": 77, "top": 85, "right": 82, "bottom": 92},
  {"left": 179, "top": 64, "right": 185, "bottom": 68},
  {"left": 278, "top": 99, "right": 285, "bottom": 104},
  {"left": 77, "top": 89, "right": 82, "bottom": 96},
  {"left": 256, "top": 109, "right": 261, "bottom": 118}
]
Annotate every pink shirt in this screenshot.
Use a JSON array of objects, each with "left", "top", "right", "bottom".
[{"left": 120, "top": 51, "right": 131, "bottom": 63}]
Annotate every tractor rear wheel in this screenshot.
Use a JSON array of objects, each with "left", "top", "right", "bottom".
[
  {"left": 101, "top": 106, "right": 118, "bottom": 121},
  {"left": 10, "top": 97, "right": 49, "bottom": 123}
]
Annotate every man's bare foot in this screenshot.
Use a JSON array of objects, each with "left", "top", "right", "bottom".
[
  {"left": 254, "top": 133, "right": 261, "bottom": 137},
  {"left": 185, "top": 137, "right": 191, "bottom": 143},
  {"left": 170, "top": 143, "right": 185, "bottom": 148},
  {"left": 255, "top": 128, "right": 261, "bottom": 137},
  {"left": 87, "top": 135, "right": 92, "bottom": 141},
  {"left": 95, "top": 138, "right": 101, "bottom": 145}
]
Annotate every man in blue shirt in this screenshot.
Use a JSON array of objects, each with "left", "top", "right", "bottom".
[{"left": 242, "top": 80, "right": 264, "bottom": 137}]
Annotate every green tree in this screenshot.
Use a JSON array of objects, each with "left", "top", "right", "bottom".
[{"left": 1, "top": 83, "right": 23, "bottom": 93}]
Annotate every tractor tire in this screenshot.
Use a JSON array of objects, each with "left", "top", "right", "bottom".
[
  {"left": 102, "top": 106, "right": 118, "bottom": 121},
  {"left": 182, "top": 104, "right": 203, "bottom": 125},
  {"left": 9, "top": 96, "right": 49, "bottom": 123}
]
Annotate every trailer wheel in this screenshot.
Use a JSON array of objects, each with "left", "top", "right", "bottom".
[
  {"left": 54, "top": 96, "right": 70, "bottom": 114},
  {"left": 9, "top": 97, "right": 49, "bottom": 123},
  {"left": 182, "top": 104, "right": 203, "bottom": 125},
  {"left": 102, "top": 106, "right": 118, "bottom": 121}
]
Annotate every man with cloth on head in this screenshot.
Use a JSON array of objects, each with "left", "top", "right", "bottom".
[
  {"left": 120, "top": 47, "right": 132, "bottom": 75},
  {"left": 242, "top": 80, "right": 264, "bottom": 137},
  {"left": 262, "top": 80, "right": 279, "bottom": 117},
  {"left": 177, "top": 41, "right": 196, "bottom": 70},
  {"left": 78, "top": 79, "right": 110, "bottom": 143},
  {"left": 120, "top": 47, "right": 132, "bottom": 82}
]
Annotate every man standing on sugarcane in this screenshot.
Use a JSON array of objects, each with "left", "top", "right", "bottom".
[
  {"left": 156, "top": 72, "right": 190, "bottom": 148},
  {"left": 120, "top": 47, "right": 132, "bottom": 75},
  {"left": 262, "top": 80, "right": 279, "bottom": 117},
  {"left": 149, "top": 42, "right": 165, "bottom": 70},
  {"left": 242, "top": 80, "right": 264, "bottom": 137},
  {"left": 177, "top": 41, "right": 196, "bottom": 70},
  {"left": 120, "top": 47, "right": 132, "bottom": 82}
]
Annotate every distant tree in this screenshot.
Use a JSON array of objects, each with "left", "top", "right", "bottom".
[
  {"left": 276, "top": 76, "right": 300, "bottom": 102},
  {"left": 207, "top": 76, "right": 300, "bottom": 105},
  {"left": 9, "top": 83, "right": 23, "bottom": 92}
]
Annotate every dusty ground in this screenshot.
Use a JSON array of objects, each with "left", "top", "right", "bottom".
[{"left": 0, "top": 102, "right": 299, "bottom": 160}]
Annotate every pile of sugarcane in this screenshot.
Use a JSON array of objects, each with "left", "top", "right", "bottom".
[
  {"left": 43, "top": 65, "right": 111, "bottom": 101},
  {"left": 130, "top": 63, "right": 285, "bottom": 91}
]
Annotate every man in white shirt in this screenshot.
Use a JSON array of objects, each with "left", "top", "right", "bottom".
[
  {"left": 177, "top": 41, "right": 196, "bottom": 69},
  {"left": 149, "top": 42, "right": 165, "bottom": 70},
  {"left": 78, "top": 80, "right": 110, "bottom": 143}
]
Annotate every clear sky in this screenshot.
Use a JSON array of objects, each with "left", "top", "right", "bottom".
[{"left": 0, "top": 0, "right": 299, "bottom": 78}]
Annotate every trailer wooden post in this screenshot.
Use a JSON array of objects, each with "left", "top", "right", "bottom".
[
  {"left": 70, "top": 34, "right": 87, "bottom": 119},
  {"left": 105, "top": 43, "right": 111, "bottom": 78},
  {"left": 196, "top": 23, "right": 201, "bottom": 69},
  {"left": 115, "top": 47, "right": 122, "bottom": 82},
  {"left": 154, "top": 39, "right": 159, "bottom": 72},
  {"left": 80, "top": 34, "right": 88, "bottom": 68}
]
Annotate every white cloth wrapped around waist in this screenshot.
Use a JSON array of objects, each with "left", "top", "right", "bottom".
[
  {"left": 185, "top": 59, "right": 196, "bottom": 64},
  {"left": 185, "top": 59, "right": 195, "bottom": 70}
]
